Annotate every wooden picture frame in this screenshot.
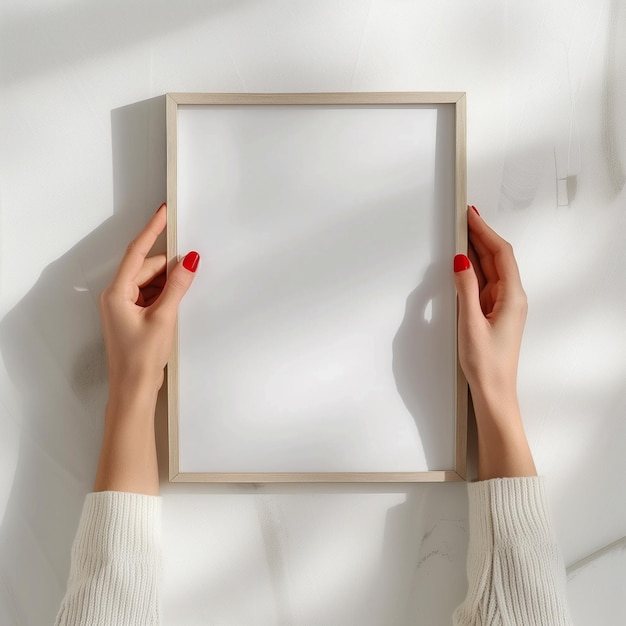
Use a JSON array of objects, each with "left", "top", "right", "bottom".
[{"left": 166, "top": 92, "right": 468, "bottom": 483}]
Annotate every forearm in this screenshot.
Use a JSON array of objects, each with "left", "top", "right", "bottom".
[
  {"left": 93, "top": 380, "right": 161, "bottom": 495},
  {"left": 470, "top": 386, "right": 537, "bottom": 481}
]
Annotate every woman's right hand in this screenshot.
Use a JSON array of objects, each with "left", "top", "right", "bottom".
[
  {"left": 453, "top": 206, "right": 528, "bottom": 407},
  {"left": 453, "top": 206, "right": 536, "bottom": 479}
]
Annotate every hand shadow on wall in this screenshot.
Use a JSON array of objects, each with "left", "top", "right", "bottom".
[
  {"left": 392, "top": 101, "right": 459, "bottom": 472},
  {"left": 0, "top": 96, "right": 166, "bottom": 625},
  {"left": 392, "top": 262, "right": 455, "bottom": 470},
  {"left": 374, "top": 103, "right": 472, "bottom": 623}
]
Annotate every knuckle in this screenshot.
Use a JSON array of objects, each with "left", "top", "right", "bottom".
[
  {"left": 99, "top": 287, "right": 111, "bottom": 310},
  {"left": 168, "top": 273, "right": 188, "bottom": 293},
  {"left": 99, "top": 284, "right": 124, "bottom": 312},
  {"left": 502, "top": 240, "right": 514, "bottom": 255},
  {"left": 513, "top": 288, "right": 528, "bottom": 313},
  {"left": 520, "top": 289, "right": 529, "bottom": 310},
  {"left": 126, "top": 238, "right": 148, "bottom": 258}
]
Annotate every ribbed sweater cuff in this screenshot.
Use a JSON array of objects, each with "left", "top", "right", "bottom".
[
  {"left": 74, "top": 491, "right": 162, "bottom": 558},
  {"left": 454, "top": 477, "right": 572, "bottom": 625},
  {"left": 468, "top": 477, "right": 553, "bottom": 548},
  {"left": 55, "top": 491, "right": 162, "bottom": 626}
]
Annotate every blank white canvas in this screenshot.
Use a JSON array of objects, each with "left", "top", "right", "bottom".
[{"left": 176, "top": 103, "right": 457, "bottom": 473}]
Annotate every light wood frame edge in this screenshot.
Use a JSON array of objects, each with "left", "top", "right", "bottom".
[
  {"left": 166, "top": 92, "right": 468, "bottom": 484},
  {"left": 170, "top": 471, "right": 465, "bottom": 483},
  {"left": 166, "top": 94, "right": 180, "bottom": 482},
  {"left": 167, "top": 92, "right": 465, "bottom": 105},
  {"left": 454, "top": 94, "right": 469, "bottom": 481}
]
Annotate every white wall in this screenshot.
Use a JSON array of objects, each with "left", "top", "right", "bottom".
[{"left": 0, "top": 1, "right": 624, "bottom": 624}]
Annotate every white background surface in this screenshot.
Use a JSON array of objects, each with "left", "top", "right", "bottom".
[
  {"left": 176, "top": 103, "right": 456, "bottom": 474},
  {"left": 0, "top": 1, "right": 624, "bottom": 624}
]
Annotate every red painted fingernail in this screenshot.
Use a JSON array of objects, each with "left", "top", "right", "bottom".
[
  {"left": 471, "top": 205, "right": 480, "bottom": 216},
  {"left": 183, "top": 251, "right": 200, "bottom": 273},
  {"left": 454, "top": 254, "right": 470, "bottom": 272}
]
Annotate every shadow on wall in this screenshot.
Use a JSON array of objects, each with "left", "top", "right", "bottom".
[
  {"left": 0, "top": 96, "right": 167, "bottom": 625},
  {"left": 384, "top": 105, "right": 471, "bottom": 619},
  {"left": 375, "top": 483, "right": 469, "bottom": 624},
  {"left": 393, "top": 264, "right": 454, "bottom": 468},
  {"left": 393, "top": 103, "right": 459, "bottom": 471},
  {"left": 0, "top": 0, "right": 245, "bottom": 87},
  {"left": 0, "top": 95, "right": 471, "bottom": 625},
  {"left": 499, "top": 0, "right": 626, "bottom": 211}
]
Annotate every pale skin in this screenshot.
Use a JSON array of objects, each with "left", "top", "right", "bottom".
[
  {"left": 94, "top": 204, "right": 535, "bottom": 495},
  {"left": 94, "top": 204, "right": 197, "bottom": 495},
  {"left": 457, "top": 206, "right": 537, "bottom": 480}
]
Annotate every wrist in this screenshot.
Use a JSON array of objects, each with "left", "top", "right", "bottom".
[
  {"left": 470, "top": 388, "right": 537, "bottom": 480},
  {"left": 469, "top": 384, "right": 522, "bottom": 426},
  {"left": 97, "top": 378, "right": 161, "bottom": 495},
  {"left": 108, "top": 365, "right": 164, "bottom": 398},
  {"left": 106, "top": 376, "right": 160, "bottom": 419}
]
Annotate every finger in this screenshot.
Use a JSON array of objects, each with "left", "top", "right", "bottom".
[
  {"left": 467, "top": 239, "right": 486, "bottom": 292},
  {"left": 468, "top": 210, "right": 498, "bottom": 285},
  {"left": 136, "top": 254, "right": 167, "bottom": 288},
  {"left": 153, "top": 251, "right": 200, "bottom": 313},
  {"left": 114, "top": 204, "right": 167, "bottom": 285},
  {"left": 453, "top": 254, "right": 484, "bottom": 327},
  {"left": 468, "top": 207, "right": 523, "bottom": 288}
]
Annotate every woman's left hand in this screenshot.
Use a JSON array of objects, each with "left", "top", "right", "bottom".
[{"left": 99, "top": 203, "right": 199, "bottom": 394}]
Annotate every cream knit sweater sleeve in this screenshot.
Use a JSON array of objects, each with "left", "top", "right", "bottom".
[
  {"left": 55, "top": 491, "right": 161, "bottom": 626},
  {"left": 453, "top": 476, "right": 573, "bottom": 625},
  {"left": 55, "top": 478, "right": 571, "bottom": 625}
]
